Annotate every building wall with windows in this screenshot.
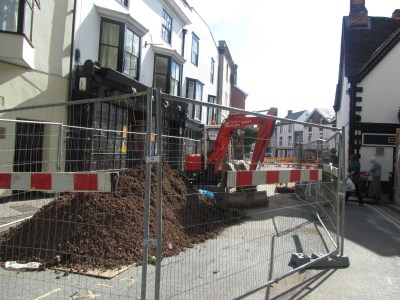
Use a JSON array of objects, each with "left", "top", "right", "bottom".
[
  {"left": 0, "top": 0, "right": 73, "bottom": 177},
  {"left": 334, "top": 2, "right": 400, "bottom": 193},
  {"left": 217, "top": 40, "right": 235, "bottom": 123},
  {"left": 73, "top": 0, "right": 218, "bottom": 126},
  {"left": 271, "top": 110, "right": 309, "bottom": 158},
  {"left": 0, "top": 0, "right": 240, "bottom": 178},
  {"left": 0, "top": 0, "right": 72, "bottom": 110},
  {"left": 302, "top": 108, "right": 336, "bottom": 144},
  {"left": 180, "top": 3, "right": 218, "bottom": 124}
]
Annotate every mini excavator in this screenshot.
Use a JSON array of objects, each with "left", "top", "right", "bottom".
[{"left": 185, "top": 107, "right": 278, "bottom": 207}]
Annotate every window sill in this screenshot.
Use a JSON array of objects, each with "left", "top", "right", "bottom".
[{"left": 0, "top": 32, "right": 35, "bottom": 68}]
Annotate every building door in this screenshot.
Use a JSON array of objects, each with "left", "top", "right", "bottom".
[
  {"left": 13, "top": 121, "right": 44, "bottom": 199},
  {"left": 14, "top": 121, "right": 44, "bottom": 172}
]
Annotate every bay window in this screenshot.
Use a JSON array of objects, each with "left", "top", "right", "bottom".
[{"left": 0, "top": 0, "right": 39, "bottom": 41}]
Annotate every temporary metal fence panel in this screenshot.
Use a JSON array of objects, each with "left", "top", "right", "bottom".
[
  {"left": 0, "top": 90, "right": 346, "bottom": 300},
  {"left": 154, "top": 93, "right": 346, "bottom": 299},
  {"left": 0, "top": 92, "right": 153, "bottom": 300}
]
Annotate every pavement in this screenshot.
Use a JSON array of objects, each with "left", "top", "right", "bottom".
[{"left": 0, "top": 197, "right": 53, "bottom": 231}]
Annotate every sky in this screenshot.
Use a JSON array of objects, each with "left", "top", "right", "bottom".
[{"left": 191, "top": 0, "right": 400, "bottom": 117}]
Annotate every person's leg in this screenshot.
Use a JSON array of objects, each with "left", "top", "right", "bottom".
[
  {"left": 345, "top": 191, "right": 350, "bottom": 202},
  {"left": 368, "top": 179, "right": 374, "bottom": 198},
  {"left": 374, "top": 176, "right": 382, "bottom": 199},
  {"left": 355, "top": 183, "right": 364, "bottom": 204}
]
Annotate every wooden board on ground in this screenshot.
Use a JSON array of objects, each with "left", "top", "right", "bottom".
[{"left": 53, "top": 264, "right": 134, "bottom": 279}]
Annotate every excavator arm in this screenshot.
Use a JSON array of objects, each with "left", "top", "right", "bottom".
[{"left": 207, "top": 107, "right": 278, "bottom": 173}]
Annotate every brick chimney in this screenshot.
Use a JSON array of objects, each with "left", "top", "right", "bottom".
[
  {"left": 392, "top": 9, "right": 400, "bottom": 19},
  {"left": 349, "top": 0, "right": 368, "bottom": 27}
]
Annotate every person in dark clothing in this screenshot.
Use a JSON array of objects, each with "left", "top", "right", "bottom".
[{"left": 345, "top": 154, "right": 364, "bottom": 205}]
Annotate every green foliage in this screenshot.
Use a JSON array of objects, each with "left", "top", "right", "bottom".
[{"left": 243, "top": 126, "right": 258, "bottom": 146}]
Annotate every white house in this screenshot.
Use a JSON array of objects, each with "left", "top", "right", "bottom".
[
  {"left": 272, "top": 110, "right": 309, "bottom": 158},
  {"left": 302, "top": 108, "right": 336, "bottom": 144},
  {"left": 334, "top": 0, "right": 400, "bottom": 194}
]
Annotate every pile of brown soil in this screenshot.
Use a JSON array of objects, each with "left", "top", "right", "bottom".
[{"left": 0, "top": 163, "right": 246, "bottom": 272}]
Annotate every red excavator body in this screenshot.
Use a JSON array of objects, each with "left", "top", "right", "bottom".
[{"left": 185, "top": 107, "right": 278, "bottom": 185}]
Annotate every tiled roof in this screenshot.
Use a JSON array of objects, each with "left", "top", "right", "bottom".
[
  {"left": 285, "top": 110, "right": 308, "bottom": 120},
  {"left": 315, "top": 108, "right": 335, "bottom": 120},
  {"left": 335, "top": 15, "right": 400, "bottom": 111},
  {"left": 277, "top": 110, "right": 308, "bottom": 125},
  {"left": 344, "top": 16, "right": 400, "bottom": 80}
]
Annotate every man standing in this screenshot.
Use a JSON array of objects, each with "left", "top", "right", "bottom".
[
  {"left": 368, "top": 157, "right": 382, "bottom": 200},
  {"left": 345, "top": 154, "right": 364, "bottom": 205}
]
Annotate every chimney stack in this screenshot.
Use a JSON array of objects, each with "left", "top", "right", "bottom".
[
  {"left": 349, "top": 0, "right": 368, "bottom": 27},
  {"left": 392, "top": 9, "right": 400, "bottom": 19},
  {"left": 287, "top": 110, "right": 293, "bottom": 116}
]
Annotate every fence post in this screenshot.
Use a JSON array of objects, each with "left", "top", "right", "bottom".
[
  {"left": 141, "top": 88, "right": 154, "bottom": 300},
  {"left": 155, "top": 90, "right": 163, "bottom": 300},
  {"left": 339, "top": 128, "right": 346, "bottom": 256}
]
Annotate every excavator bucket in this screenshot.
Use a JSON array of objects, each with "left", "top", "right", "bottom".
[
  {"left": 224, "top": 190, "right": 269, "bottom": 208},
  {"left": 199, "top": 163, "right": 269, "bottom": 208},
  {"left": 199, "top": 184, "right": 269, "bottom": 208}
]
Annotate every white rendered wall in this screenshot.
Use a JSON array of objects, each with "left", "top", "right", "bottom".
[{"left": 358, "top": 43, "right": 400, "bottom": 124}]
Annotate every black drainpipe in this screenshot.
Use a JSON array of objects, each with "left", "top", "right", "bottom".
[
  {"left": 348, "top": 80, "right": 356, "bottom": 157},
  {"left": 181, "top": 28, "right": 187, "bottom": 57},
  {"left": 68, "top": 0, "right": 78, "bottom": 101},
  {"left": 180, "top": 28, "right": 188, "bottom": 97}
]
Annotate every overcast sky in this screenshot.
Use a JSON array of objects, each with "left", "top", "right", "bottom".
[{"left": 191, "top": 0, "right": 400, "bottom": 117}]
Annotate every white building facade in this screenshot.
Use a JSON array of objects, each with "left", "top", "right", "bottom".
[{"left": 334, "top": 1, "right": 400, "bottom": 194}]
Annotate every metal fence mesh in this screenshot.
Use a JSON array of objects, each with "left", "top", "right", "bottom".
[
  {"left": 0, "top": 94, "right": 149, "bottom": 300},
  {"left": 0, "top": 92, "right": 344, "bottom": 299}
]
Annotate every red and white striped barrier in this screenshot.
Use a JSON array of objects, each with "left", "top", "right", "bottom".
[
  {"left": 0, "top": 172, "right": 116, "bottom": 192},
  {"left": 226, "top": 169, "right": 322, "bottom": 188}
]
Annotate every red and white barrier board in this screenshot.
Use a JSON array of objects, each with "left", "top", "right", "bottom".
[
  {"left": 0, "top": 172, "right": 115, "bottom": 192},
  {"left": 226, "top": 169, "right": 322, "bottom": 188}
]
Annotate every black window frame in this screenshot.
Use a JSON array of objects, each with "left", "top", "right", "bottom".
[
  {"left": 99, "top": 18, "right": 141, "bottom": 80},
  {"left": 186, "top": 78, "right": 203, "bottom": 120},
  {"left": 124, "top": 27, "right": 140, "bottom": 78},
  {"left": 116, "top": 0, "right": 129, "bottom": 7},
  {"left": 153, "top": 54, "right": 182, "bottom": 96},
  {"left": 161, "top": 9, "right": 172, "bottom": 44},
  {"left": 191, "top": 33, "right": 199, "bottom": 66},
  {"left": 0, "top": 0, "right": 38, "bottom": 42},
  {"left": 207, "top": 95, "right": 217, "bottom": 125}
]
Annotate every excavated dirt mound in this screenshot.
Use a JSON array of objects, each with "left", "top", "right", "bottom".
[{"left": 0, "top": 163, "right": 246, "bottom": 272}]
